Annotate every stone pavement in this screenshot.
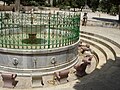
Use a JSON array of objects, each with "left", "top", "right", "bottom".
[
  {"left": 81, "top": 26, "right": 120, "bottom": 45},
  {"left": 81, "top": 12, "right": 119, "bottom": 22}
]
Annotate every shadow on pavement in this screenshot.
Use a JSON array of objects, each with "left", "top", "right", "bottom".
[
  {"left": 73, "top": 57, "right": 120, "bottom": 90},
  {"left": 92, "top": 17, "right": 118, "bottom": 23}
]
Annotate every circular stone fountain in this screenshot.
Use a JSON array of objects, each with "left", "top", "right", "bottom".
[{"left": 0, "top": 11, "right": 80, "bottom": 76}]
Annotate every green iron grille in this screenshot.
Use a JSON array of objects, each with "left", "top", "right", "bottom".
[{"left": 0, "top": 11, "right": 80, "bottom": 49}]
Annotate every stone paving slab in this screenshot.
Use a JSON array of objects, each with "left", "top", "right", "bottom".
[{"left": 81, "top": 26, "right": 120, "bottom": 45}]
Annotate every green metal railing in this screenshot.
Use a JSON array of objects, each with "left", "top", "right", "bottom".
[{"left": 0, "top": 11, "right": 80, "bottom": 49}]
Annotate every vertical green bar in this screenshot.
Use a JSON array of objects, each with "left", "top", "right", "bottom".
[
  {"left": 65, "top": 12, "right": 67, "bottom": 46},
  {"left": 30, "top": 12, "right": 32, "bottom": 49},
  {"left": 68, "top": 12, "right": 71, "bottom": 45},
  {"left": 21, "top": 13, "right": 24, "bottom": 49},
  {"left": 72, "top": 13, "right": 75, "bottom": 44},
  {"left": 39, "top": 11, "right": 42, "bottom": 49},
  {"left": 43, "top": 13, "right": 45, "bottom": 48},
  {"left": 62, "top": 13, "right": 65, "bottom": 46},
  {"left": 0, "top": 12, "right": 1, "bottom": 47},
  {"left": 48, "top": 12, "right": 51, "bottom": 48},
  {"left": 78, "top": 13, "right": 80, "bottom": 39},
  {"left": 59, "top": 13, "right": 61, "bottom": 47},
  {"left": 4, "top": 12, "right": 7, "bottom": 48},
  {"left": 4, "top": 12, "right": 6, "bottom": 48},
  {"left": 25, "top": 14, "right": 28, "bottom": 49},
  {"left": 52, "top": 12, "right": 55, "bottom": 48},
  {"left": 8, "top": 15, "right": 11, "bottom": 48},
  {"left": 0, "top": 12, "right": 3, "bottom": 47},
  {"left": 43, "top": 13, "right": 46, "bottom": 49},
  {"left": 56, "top": 12, "right": 59, "bottom": 47},
  {"left": 12, "top": 12, "right": 15, "bottom": 48}
]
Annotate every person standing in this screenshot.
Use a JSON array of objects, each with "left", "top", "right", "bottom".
[{"left": 82, "top": 13, "right": 88, "bottom": 26}]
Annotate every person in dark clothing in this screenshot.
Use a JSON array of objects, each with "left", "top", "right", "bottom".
[
  {"left": 82, "top": 13, "right": 88, "bottom": 26},
  {"left": 12, "top": 8, "right": 15, "bottom": 12}
]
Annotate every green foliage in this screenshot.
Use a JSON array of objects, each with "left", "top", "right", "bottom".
[
  {"left": 29, "top": 1, "right": 39, "bottom": 6},
  {"left": 89, "top": 0, "right": 99, "bottom": 12},
  {"left": 20, "top": 0, "right": 46, "bottom": 6},
  {"left": 99, "top": 0, "right": 119, "bottom": 15},
  {"left": 110, "top": 5, "right": 118, "bottom": 15},
  {"left": 1, "top": 0, "right": 119, "bottom": 17},
  {"left": 44, "top": 3, "right": 51, "bottom": 7},
  {"left": 3, "top": 0, "right": 15, "bottom": 5}
]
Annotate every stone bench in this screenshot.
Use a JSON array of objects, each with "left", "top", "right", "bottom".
[
  {"left": 54, "top": 69, "right": 69, "bottom": 84},
  {"left": 79, "top": 43, "right": 91, "bottom": 54},
  {"left": 1, "top": 73, "right": 18, "bottom": 88},
  {"left": 74, "top": 56, "right": 93, "bottom": 77},
  {"left": 31, "top": 75, "right": 44, "bottom": 88}
]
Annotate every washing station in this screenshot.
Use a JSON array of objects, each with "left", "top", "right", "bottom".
[{"left": 0, "top": 11, "right": 80, "bottom": 76}]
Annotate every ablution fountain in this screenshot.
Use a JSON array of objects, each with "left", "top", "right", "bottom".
[{"left": 0, "top": 9, "right": 80, "bottom": 76}]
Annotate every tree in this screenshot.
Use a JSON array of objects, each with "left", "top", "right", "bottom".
[
  {"left": 4, "top": 0, "right": 15, "bottom": 5},
  {"left": 88, "top": 0, "right": 99, "bottom": 12},
  {"left": 20, "top": 0, "right": 45, "bottom": 6},
  {"left": 53, "top": 0, "right": 56, "bottom": 7},
  {"left": 98, "top": 0, "right": 120, "bottom": 22},
  {"left": 75, "top": 0, "right": 85, "bottom": 9}
]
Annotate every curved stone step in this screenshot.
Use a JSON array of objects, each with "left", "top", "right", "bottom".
[
  {"left": 81, "top": 37, "right": 115, "bottom": 59},
  {"left": 81, "top": 31, "right": 120, "bottom": 56},
  {"left": 81, "top": 39, "right": 108, "bottom": 69},
  {"left": 78, "top": 42, "right": 99, "bottom": 73},
  {"left": 81, "top": 26, "right": 120, "bottom": 48}
]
